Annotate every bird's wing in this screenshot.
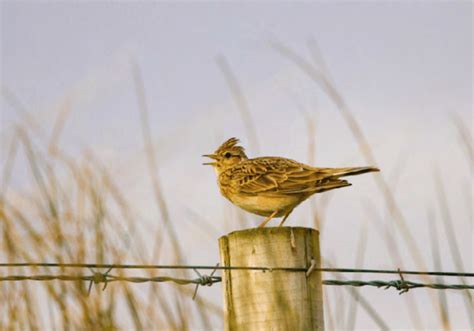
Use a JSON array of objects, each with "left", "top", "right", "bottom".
[{"left": 221, "top": 157, "right": 349, "bottom": 196}]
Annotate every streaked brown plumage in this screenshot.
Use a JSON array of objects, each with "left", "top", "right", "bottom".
[{"left": 203, "top": 137, "right": 379, "bottom": 227}]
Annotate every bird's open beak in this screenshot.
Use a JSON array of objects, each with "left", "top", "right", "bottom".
[{"left": 202, "top": 154, "right": 218, "bottom": 166}]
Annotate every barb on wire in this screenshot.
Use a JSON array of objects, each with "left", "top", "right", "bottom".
[
  {"left": 395, "top": 267, "right": 410, "bottom": 294},
  {"left": 88, "top": 266, "right": 113, "bottom": 295},
  {"left": 192, "top": 263, "right": 219, "bottom": 300}
]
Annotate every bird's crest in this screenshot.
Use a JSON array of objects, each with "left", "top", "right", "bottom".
[{"left": 215, "top": 137, "right": 246, "bottom": 155}]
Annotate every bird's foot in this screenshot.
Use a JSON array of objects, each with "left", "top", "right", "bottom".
[{"left": 258, "top": 210, "right": 278, "bottom": 228}]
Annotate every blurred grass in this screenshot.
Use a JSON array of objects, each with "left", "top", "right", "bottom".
[
  {"left": 0, "top": 45, "right": 472, "bottom": 329},
  {"left": 429, "top": 210, "right": 451, "bottom": 330},
  {"left": 270, "top": 39, "right": 473, "bottom": 329},
  {"left": 0, "top": 70, "right": 220, "bottom": 329}
]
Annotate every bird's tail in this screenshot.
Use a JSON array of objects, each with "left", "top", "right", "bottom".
[{"left": 323, "top": 166, "right": 380, "bottom": 178}]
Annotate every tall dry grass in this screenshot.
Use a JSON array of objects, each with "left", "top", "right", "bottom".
[
  {"left": 269, "top": 39, "right": 472, "bottom": 330},
  {"left": 1, "top": 42, "right": 472, "bottom": 329},
  {"left": 1, "top": 78, "right": 220, "bottom": 329}
]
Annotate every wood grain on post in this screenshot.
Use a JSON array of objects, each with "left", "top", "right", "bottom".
[{"left": 219, "top": 227, "right": 324, "bottom": 330}]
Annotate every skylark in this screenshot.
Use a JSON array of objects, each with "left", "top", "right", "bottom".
[{"left": 203, "top": 138, "right": 379, "bottom": 227}]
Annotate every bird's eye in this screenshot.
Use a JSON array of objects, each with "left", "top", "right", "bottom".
[{"left": 224, "top": 152, "right": 232, "bottom": 158}]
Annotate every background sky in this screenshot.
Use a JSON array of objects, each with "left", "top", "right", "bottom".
[{"left": 1, "top": 1, "right": 472, "bottom": 330}]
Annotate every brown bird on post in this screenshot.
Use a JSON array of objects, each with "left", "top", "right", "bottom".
[{"left": 203, "top": 137, "right": 379, "bottom": 227}]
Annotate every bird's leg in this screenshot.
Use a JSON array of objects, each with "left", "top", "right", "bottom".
[
  {"left": 278, "top": 209, "right": 293, "bottom": 227},
  {"left": 258, "top": 210, "right": 278, "bottom": 228}
]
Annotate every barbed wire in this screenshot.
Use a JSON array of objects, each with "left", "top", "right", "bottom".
[
  {"left": 1, "top": 262, "right": 473, "bottom": 277},
  {"left": 0, "top": 272, "right": 221, "bottom": 298},
  {"left": 0, "top": 262, "right": 472, "bottom": 298},
  {"left": 1, "top": 273, "right": 472, "bottom": 296},
  {"left": 323, "top": 280, "right": 474, "bottom": 293}
]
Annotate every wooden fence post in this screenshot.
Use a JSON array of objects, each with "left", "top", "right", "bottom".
[{"left": 219, "top": 227, "right": 324, "bottom": 330}]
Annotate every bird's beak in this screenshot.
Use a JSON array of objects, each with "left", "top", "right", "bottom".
[{"left": 202, "top": 154, "right": 218, "bottom": 166}]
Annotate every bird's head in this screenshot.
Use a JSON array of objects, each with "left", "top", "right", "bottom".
[{"left": 203, "top": 137, "right": 248, "bottom": 174}]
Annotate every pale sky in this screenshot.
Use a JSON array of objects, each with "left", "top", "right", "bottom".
[{"left": 1, "top": 1, "right": 472, "bottom": 329}]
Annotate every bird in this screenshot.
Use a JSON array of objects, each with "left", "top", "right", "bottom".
[{"left": 203, "top": 137, "right": 379, "bottom": 227}]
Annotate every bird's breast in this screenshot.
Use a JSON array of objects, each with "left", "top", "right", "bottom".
[{"left": 223, "top": 192, "right": 301, "bottom": 217}]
